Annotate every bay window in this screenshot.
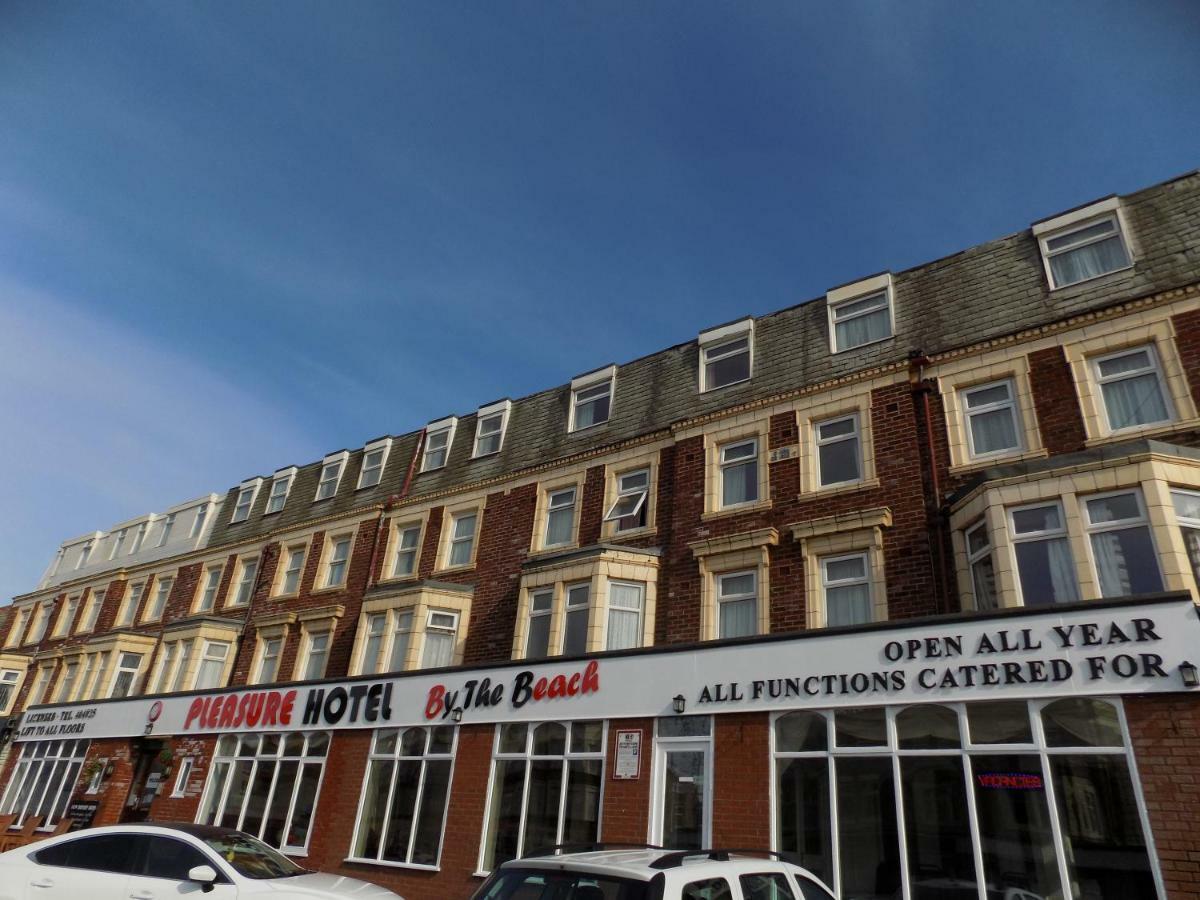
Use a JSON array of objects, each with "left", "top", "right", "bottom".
[
  {"left": 480, "top": 721, "right": 604, "bottom": 871},
  {"left": 420, "top": 612, "right": 458, "bottom": 669},
  {"left": 1083, "top": 490, "right": 1163, "bottom": 597},
  {"left": 109, "top": 652, "right": 143, "bottom": 698},
  {"left": 1092, "top": 345, "right": 1172, "bottom": 433},
  {"left": 606, "top": 581, "right": 644, "bottom": 650},
  {"left": 1173, "top": 489, "right": 1200, "bottom": 586},
  {"left": 197, "top": 732, "right": 329, "bottom": 853},
  {"left": 351, "top": 726, "right": 456, "bottom": 868},
  {"left": 1009, "top": 502, "right": 1080, "bottom": 606},
  {"left": 526, "top": 590, "right": 553, "bottom": 659},
  {"left": 195, "top": 640, "right": 230, "bottom": 689},
  {"left": 562, "top": 584, "right": 590, "bottom": 656},
  {"left": 0, "top": 668, "right": 22, "bottom": 712},
  {"left": 965, "top": 522, "right": 998, "bottom": 610}
]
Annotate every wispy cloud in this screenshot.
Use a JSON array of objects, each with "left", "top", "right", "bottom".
[{"left": 0, "top": 274, "right": 324, "bottom": 603}]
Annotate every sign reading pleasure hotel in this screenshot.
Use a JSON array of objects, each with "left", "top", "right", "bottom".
[{"left": 16, "top": 595, "right": 1200, "bottom": 742}]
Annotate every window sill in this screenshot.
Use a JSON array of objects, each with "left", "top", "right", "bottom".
[
  {"left": 831, "top": 334, "right": 894, "bottom": 355},
  {"left": 948, "top": 447, "right": 1049, "bottom": 476},
  {"left": 267, "top": 591, "right": 300, "bottom": 602},
  {"left": 434, "top": 563, "right": 476, "bottom": 575},
  {"left": 701, "top": 499, "right": 773, "bottom": 522},
  {"left": 344, "top": 857, "right": 440, "bottom": 872},
  {"left": 798, "top": 478, "right": 880, "bottom": 501},
  {"left": 375, "top": 574, "right": 419, "bottom": 587},
  {"left": 701, "top": 375, "right": 752, "bottom": 393},
  {"left": 527, "top": 542, "right": 580, "bottom": 559},
  {"left": 309, "top": 584, "right": 346, "bottom": 597},
  {"left": 1084, "top": 416, "right": 1200, "bottom": 448},
  {"left": 602, "top": 526, "right": 658, "bottom": 543}
]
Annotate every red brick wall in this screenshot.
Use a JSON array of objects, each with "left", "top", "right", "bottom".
[
  {"left": 712, "top": 712, "right": 771, "bottom": 849},
  {"left": 1174, "top": 308, "right": 1200, "bottom": 413},
  {"left": 1028, "top": 346, "right": 1088, "bottom": 455},
  {"left": 1125, "top": 694, "right": 1200, "bottom": 899},
  {"left": 602, "top": 718, "right": 653, "bottom": 843}
]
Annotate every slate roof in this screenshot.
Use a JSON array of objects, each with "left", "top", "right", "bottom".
[{"left": 206, "top": 170, "right": 1200, "bottom": 549}]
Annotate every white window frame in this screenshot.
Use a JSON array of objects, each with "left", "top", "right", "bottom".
[
  {"left": 0, "top": 739, "right": 90, "bottom": 828},
  {"left": 819, "top": 551, "right": 873, "bottom": 627},
  {"left": 109, "top": 651, "right": 144, "bottom": 698},
  {"left": 1081, "top": 489, "right": 1163, "bottom": 597},
  {"left": 230, "top": 480, "right": 262, "bottom": 524},
  {"left": 605, "top": 580, "right": 645, "bottom": 651},
  {"left": 143, "top": 575, "right": 173, "bottom": 622},
  {"left": 604, "top": 468, "right": 650, "bottom": 531},
  {"left": 5, "top": 607, "right": 30, "bottom": 647},
  {"left": 78, "top": 589, "right": 103, "bottom": 634},
  {"left": 718, "top": 437, "right": 759, "bottom": 509},
  {"left": 473, "top": 399, "right": 512, "bottom": 458},
  {"left": 265, "top": 468, "right": 296, "bottom": 514},
  {"left": 420, "top": 610, "right": 459, "bottom": 669},
  {"left": 356, "top": 607, "right": 415, "bottom": 675},
  {"left": 28, "top": 601, "right": 52, "bottom": 644},
  {"left": 277, "top": 544, "right": 307, "bottom": 596},
  {"left": 422, "top": 418, "right": 457, "bottom": 472},
  {"left": 716, "top": 570, "right": 758, "bottom": 639},
  {"left": 190, "top": 501, "right": 211, "bottom": 538},
  {"left": 357, "top": 439, "right": 392, "bottom": 490},
  {"left": 195, "top": 565, "right": 224, "bottom": 613},
  {"left": 194, "top": 639, "right": 230, "bottom": 690},
  {"left": 254, "top": 634, "right": 285, "bottom": 684},
  {"left": 390, "top": 522, "right": 422, "bottom": 579},
  {"left": 444, "top": 509, "right": 479, "bottom": 570},
  {"left": 568, "top": 366, "right": 616, "bottom": 433},
  {"left": 117, "top": 582, "right": 144, "bottom": 628},
  {"left": 299, "top": 629, "right": 332, "bottom": 680},
  {"left": 525, "top": 589, "right": 554, "bottom": 659},
  {"left": 1090, "top": 344, "right": 1174, "bottom": 434},
  {"left": 965, "top": 522, "right": 997, "bottom": 611},
  {"left": 814, "top": 413, "right": 863, "bottom": 488},
  {"left": 827, "top": 273, "right": 895, "bottom": 354},
  {"left": 1008, "top": 500, "right": 1080, "bottom": 607},
  {"left": 229, "top": 556, "right": 259, "bottom": 607},
  {"left": 156, "top": 513, "right": 176, "bottom": 548},
  {"left": 698, "top": 318, "right": 754, "bottom": 392},
  {"left": 961, "top": 378, "right": 1024, "bottom": 459},
  {"left": 108, "top": 528, "right": 127, "bottom": 560},
  {"left": 322, "top": 534, "right": 353, "bottom": 589},
  {"left": 75, "top": 540, "right": 93, "bottom": 570},
  {"left": 53, "top": 595, "right": 80, "bottom": 637},
  {"left": 129, "top": 522, "right": 147, "bottom": 554},
  {"left": 171, "top": 757, "right": 195, "bottom": 798},
  {"left": 1035, "top": 204, "right": 1133, "bottom": 289},
  {"left": 314, "top": 451, "right": 349, "bottom": 501},
  {"left": 542, "top": 486, "right": 578, "bottom": 549}
]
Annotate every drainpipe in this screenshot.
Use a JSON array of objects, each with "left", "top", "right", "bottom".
[{"left": 909, "top": 351, "right": 951, "bottom": 615}]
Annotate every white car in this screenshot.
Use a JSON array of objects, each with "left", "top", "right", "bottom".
[
  {"left": 0, "top": 822, "right": 402, "bottom": 900},
  {"left": 471, "top": 846, "right": 836, "bottom": 900}
]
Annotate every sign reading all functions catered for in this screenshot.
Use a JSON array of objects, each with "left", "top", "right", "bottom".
[{"left": 14, "top": 595, "right": 1200, "bottom": 742}]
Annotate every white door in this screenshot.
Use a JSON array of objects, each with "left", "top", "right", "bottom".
[{"left": 653, "top": 739, "right": 712, "bottom": 850}]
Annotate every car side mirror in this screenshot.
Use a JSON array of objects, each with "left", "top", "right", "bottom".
[{"left": 187, "top": 864, "right": 218, "bottom": 893}]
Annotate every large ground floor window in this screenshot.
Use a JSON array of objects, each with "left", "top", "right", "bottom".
[
  {"left": 196, "top": 731, "right": 328, "bottom": 854},
  {"left": 479, "top": 720, "right": 605, "bottom": 872},
  {"left": 0, "top": 739, "right": 89, "bottom": 828},
  {"left": 773, "top": 698, "right": 1159, "bottom": 900},
  {"left": 350, "top": 726, "right": 457, "bottom": 869}
]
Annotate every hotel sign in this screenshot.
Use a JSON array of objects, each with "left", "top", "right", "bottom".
[{"left": 15, "top": 595, "right": 1200, "bottom": 742}]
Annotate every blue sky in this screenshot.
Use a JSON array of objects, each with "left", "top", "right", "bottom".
[{"left": 2, "top": 1, "right": 1198, "bottom": 602}]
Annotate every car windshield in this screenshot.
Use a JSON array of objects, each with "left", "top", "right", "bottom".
[
  {"left": 199, "top": 832, "right": 307, "bottom": 879},
  {"left": 473, "top": 868, "right": 652, "bottom": 900}
]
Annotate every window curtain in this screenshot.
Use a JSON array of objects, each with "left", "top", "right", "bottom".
[
  {"left": 1184, "top": 527, "right": 1200, "bottom": 585},
  {"left": 1090, "top": 528, "right": 1163, "bottom": 597},
  {"left": 1100, "top": 374, "right": 1168, "bottom": 429},
  {"left": 545, "top": 508, "right": 574, "bottom": 546},
  {"left": 835, "top": 309, "right": 889, "bottom": 348},
  {"left": 827, "top": 583, "right": 871, "bottom": 626},
  {"left": 969, "top": 408, "right": 1019, "bottom": 454},
  {"left": 421, "top": 631, "right": 454, "bottom": 668},
  {"left": 719, "top": 597, "right": 756, "bottom": 638},
  {"left": 1049, "top": 236, "right": 1128, "bottom": 285},
  {"left": 607, "top": 583, "right": 642, "bottom": 650},
  {"left": 1046, "top": 538, "right": 1080, "bottom": 604}
]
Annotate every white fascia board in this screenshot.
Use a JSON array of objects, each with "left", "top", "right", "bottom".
[
  {"left": 363, "top": 436, "right": 392, "bottom": 453},
  {"left": 426, "top": 416, "right": 458, "bottom": 434},
  {"left": 1032, "top": 196, "right": 1121, "bottom": 236},
  {"left": 477, "top": 398, "right": 512, "bottom": 419},
  {"left": 571, "top": 364, "right": 617, "bottom": 391},
  {"left": 699, "top": 316, "right": 754, "bottom": 347},
  {"left": 273, "top": 466, "right": 298, "bottom": 480},
  {"left": 321, "top": 450, "right": 350, "bottom": 466},
  {"left": 239, "top": 476, "right": 265, "bottom": 491},
  {"left": 827, "top": 271, "right": 893, "bottom": 306}
]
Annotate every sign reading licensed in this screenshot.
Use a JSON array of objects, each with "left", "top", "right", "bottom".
[{"left": 15, "top": 595, "right": 1200, "bottom": 742}]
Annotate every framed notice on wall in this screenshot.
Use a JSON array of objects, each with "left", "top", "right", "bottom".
[{"left": 614, "top": 729, "right": 641, "bottom": 780}]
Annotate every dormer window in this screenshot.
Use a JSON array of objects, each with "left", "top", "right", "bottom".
[
  {"left": 190, "top": 502, "right": 210, "bottom": 538},
  {"left": 230, "top": 479, "right": 262, "bottom": 523},
  {"left": 422, "top": 417, "right": 457, "bottom": 471},
  {"left": 156, "top": 513, "right": 175, "bottom": 547},
  {"left": 569, "top": 365, "right": 615, "bottom": 432},
  {"left": 473, "top": 399, "right": 511, "bottom": 458},
  {"left": 827, "top": 273, "right": 894, "bottom": 353},
  {"left": 699, "top": 318, "right": 753, "bottom": 391},
  {"left": 75, "top": 540, "right": 93, "bottom": 570},
  {"left": 357, "top": 438, "right": 391, "bottom": 489},
  {"left": 265, "top": 468, "right": 296, "bottom": 514},
  {"left": 1034, "top": 198, "right": 1132, "bottom": 289},
  {"left": 315, "top": 451, "right": 349, "bottom": 501}
]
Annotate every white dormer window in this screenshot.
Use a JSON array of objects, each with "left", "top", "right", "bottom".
[
  {"left": 1034, "top": 197, "right": 1132, "bottom": 289},
  {"left": 265, "top": 468, "right": 296, "bottom": 514},
  {"left": 473, "top": 399, "right": 512, "bottom": 458},
  {"left": 422, "top": 418, "right": 457, "bottom": 472},
  {"left": 108, "top": 529, "right": 127, "bottom": 560},
  {"left": 699, "top": 318, "right": 753, "bottom": 392},
  {"left": 357, "top": 439, "right": 391, "bottom": 490},
  {"left": 569, "top": 365, "right": 615, "bottom": 432},
  {"left": 75, "top": 540, "right": 93, "bottom": 570},
  {"left": 827, "top": 273, "right": 894, "bottom": 353},
  {"left": 230, "top": 479, "right": 262, "bottom": 523},
  {"left": 190, "top": 502, "right": 210, "bottom": 538},
  {"left": 315, "top": 451, "right": 349, "bottom": 501},
  {"left": 156, "top": 513, "right": 176, "bottom": 548}
]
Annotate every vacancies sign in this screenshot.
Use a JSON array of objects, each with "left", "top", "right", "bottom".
[{"left": 15, "top": 595, "right": 1200, "bottom": 742}]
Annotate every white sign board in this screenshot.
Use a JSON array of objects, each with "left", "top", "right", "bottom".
[
  {"left": 614, "top": 730, "right": 642, "bottom": 780},
  {"left": 16, "top": 595, "right": 1200, "bottom": 742}
]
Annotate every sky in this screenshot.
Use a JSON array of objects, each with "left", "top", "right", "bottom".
[{"left": 1, "top": 1, "right": 1199, "bottom": 602}]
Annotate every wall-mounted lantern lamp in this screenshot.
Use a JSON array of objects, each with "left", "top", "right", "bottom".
[
  {"left": 451, "top": 707, "right": 464, "bottom": 723},
  {"left": 672, "top": 694, "right": 687, "bottom": 715},
  {"left": 1180, "top": 661, "right": 1199, "bottom": 688}
]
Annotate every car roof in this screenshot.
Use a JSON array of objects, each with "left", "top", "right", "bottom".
[
  {"left": 24, "top": 822, "right": 243, "bottom": 843},
  {"left": 502, "top": 849, "right": 820, "bottom": 883}
]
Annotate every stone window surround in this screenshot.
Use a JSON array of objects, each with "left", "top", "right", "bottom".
[
  {"left": 139, "top": 573, "right": 175, "bottom": 623},
  {"left": 190, "top": 558, "right": 228, "bottom": 613},
  {"left": 249, "top": 612, "right": 297, "bottom": 684},
  {"left": 435, "top": 497, "right": 486, "bottom": 573},
  {"left": 1032, "top": 196, "right": 1137, "bottom": 291},
  {"left": 351, "top": 585, "right": 472, "bottom": 674},
  {"left": 312, "top": 525, "right": 361, "bottom": 594},
  {"left": 950, "top": 450, "right": 1200, "bottom": 611},
  {"left": 224, "top": 552, "right": 261, "bottom": 609},
  {"left": 149, "top": 619, "right": 242, "bottom": 694},
  {"left": 511, "top": 546, "right": 659, "bottom": 659},
  {"left": 690, "top": 528, "right": 778, "bottom": 640},
  {"left": 292, "top": 604, "right": 345, "bottom": 681},
  {"left": 937, "top": 354, "right": 1048, "bottom": 474},
  {"left": 790, "top": 509, "right": 891, "bottom": 629},
  {"left": 376, "top": 510, "right": 431, "bottom": 584},
  {"left": 530, "top": 471, "right": 587, "bottom": 555},
  {"left": 795, "top": 384, "right": 880, "bottom": 498},
  {"left": 0, "top": 653, "right": 30, "bottom": 715},
  {"left": 600, "top": 448, "right": 660, "bottom": 541},
  {"left": 1064, "top": 318, "right": 1199, "bottom": 445},
  {"left": 78, "top": 631, "right": 159, "bottom": 700},
  {"left": 702, "top": 415, "right": 772, "bottom": 520}
]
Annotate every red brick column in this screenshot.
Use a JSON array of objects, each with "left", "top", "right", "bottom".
[
  {"left": 1028, "top": 346, "right": 1088, "bottom": 454},
  {"left": 602, "top": 717, "right": 653, "bottom": 843},
  {"left": 712, "top": 712, "right": 770, "bottom": 849}
]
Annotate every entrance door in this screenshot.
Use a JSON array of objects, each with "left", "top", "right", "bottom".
[
  {"left": 120, "top": 740, "right": 164, "bottom": 823},
  {"left": 654, "top": 739, "right": 711, "bottom": 850}
]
